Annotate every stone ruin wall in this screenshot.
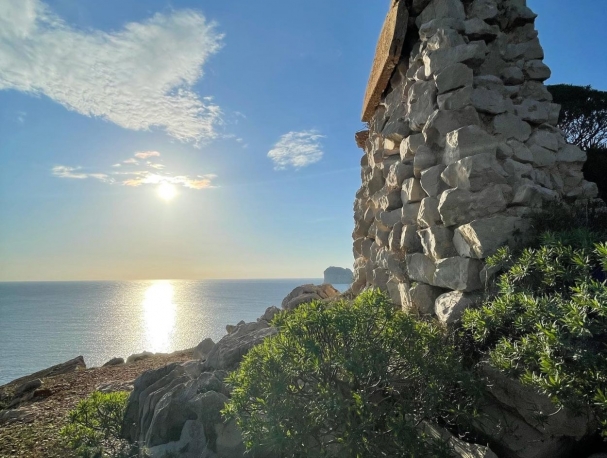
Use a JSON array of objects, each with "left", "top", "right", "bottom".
[{"left": 351, "top": 0, "right": 599, "bottom": 323}]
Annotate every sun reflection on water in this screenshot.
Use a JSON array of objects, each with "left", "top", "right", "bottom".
[{"left": 142, "top": 281, "right": 176, "bottom": 353}]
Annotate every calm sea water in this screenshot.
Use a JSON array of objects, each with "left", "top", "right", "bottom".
[{"left": 0, "top": 279, "right": 349, "bottom": 385}]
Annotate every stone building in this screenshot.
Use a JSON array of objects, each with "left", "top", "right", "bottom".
[{"left": 352, "top": 0, "right": 598, "bottom": 323}]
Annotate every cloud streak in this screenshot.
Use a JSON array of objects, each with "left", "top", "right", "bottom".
[
  {"left": 0, "top": 0, "right": 224, "bottom": 144},
  {"left": 267, "top": 130, "right": 325, "bottom": 170},
  {"left": 52, "top": 166, "right": 113, "bottom": 183}
]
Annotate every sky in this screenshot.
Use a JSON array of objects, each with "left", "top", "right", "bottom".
[{"left": 0, "top": 0, "right": 605, "bottom": 281}]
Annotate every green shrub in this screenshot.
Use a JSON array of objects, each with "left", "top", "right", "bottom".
[
  {"left": 223, "top": 290, "right": 480, "bottom": 458},
  {"left": 462, "top": 230, "right": 607, "bottom": 432},
  {"left": 60, "top": 390, "right": 132, "bottom": 457}
]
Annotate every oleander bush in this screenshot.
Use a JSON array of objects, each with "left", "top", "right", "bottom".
[
  {"left": 462, "top": 229, "right": 607, "bottom": 433},
  {"left": 60, "top": 390, "right": 132, "bottom": 458},
  {"left": 223, "top": 290, "right": 480, "bottom": 458}
]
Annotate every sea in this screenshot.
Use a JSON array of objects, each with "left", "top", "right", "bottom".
[{"left": 0, "top": 279, "right": 350, "bottom": 386}]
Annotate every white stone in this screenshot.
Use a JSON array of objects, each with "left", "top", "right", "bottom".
[
  {"left": 401, "top": 178, "right": 427, "bottom": 204},
  {"left": 556, "top": 144, "right": 586, "bottom": 163},
  {"left": 512, "top": 184, "right": 558, "bottom": 208},
  {"left": 508, "top": 140, "right": 533, "bottom": 163},
  {"left": 438, "top": 185, "right": 510, "bottom": 226},
  {"left": 409, "top": 283, "right": 445, "bottom": 315},
  {"left": 416, "top": 0, "right": 466, "bottom": 28},
  {"left": 424, "top": 41, "right": 488, "bottom": 77},
  {"left": 420, "top": 226, "right": 457, "bottom": 261},
  {"left": 434, "top": 257, "right": 483, "bottom": 291},
  {"left": 468, "top": 0, "right": 499, "bottom": 21},
  {"left": 427, "top": 28, "right": 466, "bottom": 52},
  {"left": 441, "top": 153, "right": 507, "bottom": 191},
  {"left": 526, "top": 130, "right": 559, "bottom": 151},
  {"left": 493, "top": 113, "right": 532, "bottom": 142},
  {"left": 405, "top": 253, "right": 436, "bottom": 284},
  {"left": 515, "top": 99, "right": 561, "bottom": 125},
  {"left": 454, "top": 216, "right": 529, "bottom": 259},
  {"left": 523, "top": 60, "right": 551, "bottom": 81},
  {"left": 401, "top": 224, "right": 423, "bottom": 253},
  {"left": 437, "top": 86, "right": 472, "bottom": 110},
  {"left": 377, "top": 208, "right": 404, "bottom": 229},
  {"left": 400, "top": 133, "right": 426, "bottom": 160},
  {"left": 444, "top": 125, "right": 498, "bottom": 165},
  {"left": 401, "top": 202, "right": 422, "bottom": 225},
  {"left": 388, "top": 222, "right": 403, "bottom": 251},
  {"left": 464, "top": 18, "right": 499, "bottom": 41},
  {"left": 418, "top": 197, "right": 442, "bottom": 228},
  {"left": 413, "top": 146, "right": 438, "bottom": 175},
  {"left": 407, "top": 80, "right": 438, "bottom": 131},
  {"left": 529, "top": 144, "right": 556, "bottom": 167},
  {"left": 471, "top": 87, "right": 512, "bottom": 114},
  {"left": 386, "top": 162, "right": 414, "bottom": 190},
  {"left": 435, "top": 291, "right": 478, "bottom": 324},
  {"left": 423, "top": 106, "right": 481, "bottom": 147},
  {"left": 435, "top": 63, "right": 473, "bottom": 94},
  {"left": 420, "top": 164, "right": 447, "bottom": 197}
]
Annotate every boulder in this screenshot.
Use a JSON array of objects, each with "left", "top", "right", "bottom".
[
  {"left": 471, "top": 87, "right": 512, "bottom": 115},
  {"left": 281, "top": 284, "right": 340, "bottom": 311},
  {"left": 442, "top": 153, "right": 507, "bottom": 192},
  {"left": 435, "top": 291, "right": 478, "bottom": 324},
  {"left": 401, "top": 224, "right": 423, "bottom": 253},
  {"left": 419, "top": 226, "right": 457, "bottom": 261},
  {"left": 401, "top": 178, "right": 427, "bottom": 204},
  {"left": 407, "top": 80, "right": 438, "bottom": 131},
  {"left": 405, "top": 253, "right": 436, "bottom": 285},
  {"left": 127, "top": 352, "right": 154, "bottom": 364},
  {"left": 423, "top": 106, "right": 481, "bottom": 147},
  {"left": 437, "top": 85, "right": 473, "bottom": 110},
  {"left": 434, "top": 257, "right": 482, "bottom": 292},
  {"left": 417, "top": 197, "right": 442, "bottom": 228},
  {"left": 438, "top": 185, "right": 510, "bottom": 226},
  {"left": 423, "top": 41, "right": 488, "bottom": 77},
  {"left": 454, "top": 215, "right": 529, "bottom": 259},
  {"left": 493, "top": 113, "right": 532, "bottom": 142},
  {"left": 193, "top": 338, "right": 216, "bottom": 360},
  {"left": 409, "top": 283, "right": 445, "bottom": 315},
  {"left": 420, "top": 164, "right": 448, "bottom": 197},
  {"left": 435, "top": 63, "right": 473, "bottom": 94},
  {"left": 103, "top": 357, "right": 125, "bottom": 367},
  {"left": 444, "top": 125, "right": 498, "bottom": 165},
  {"left": 416, "top": 0, "right": 466, "bottom": 28}
]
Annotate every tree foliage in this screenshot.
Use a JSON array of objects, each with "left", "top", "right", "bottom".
[
  {"left": 60, "top": 391, "right": 132, "bottom": 458},
  {"left": 462, "top": 230, "right": 607, "bottom": 433},
  {"left": 548, "top": 84, "right": 607, "bottom": 150},
  {"left": 223, "top": 290, "right": 480, "bottom": 458}
]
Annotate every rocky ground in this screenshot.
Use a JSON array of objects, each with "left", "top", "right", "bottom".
[{"left": 0, "top": 351, "right": 194, "bottom": 458}]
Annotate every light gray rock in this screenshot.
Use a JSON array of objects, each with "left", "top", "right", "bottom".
[
  {"left": 437, "top": 86, "right": 473, "bottom": 110},
  {"left": 427, "top": 28, "right": 466, "bottom": 52},
  {"left": 401, "top": 202, "right": 422, "bottom": 225},
  {"left": 416, "top": 0, "right": 466, "bottom": 28},
  {"left": 444, "top": 125, "right": 498, "bottom": 165},
  {"left": 523, "top": 60, "right": 551, "bottom": 81},
  {"left": 400, "top": 133, "right": 426, "bottom": 160},
  {"left": 557, "top": 144, "right": 586, "bottom": 163},
  {"left": 501, "top": 66, "right": 525, "bottom": 85},
  {"left": 438, "top": 185, "right": 510, "bottom": 226},
  {"left": 259, "top": 306, "right": 280, "bottom": 323},
  {"left": 193, "top": 338, "right": 215, "bottom": 360},
  {"left": 423, "top": 106, "right": 481, "bottom": 147},
  {"left": 435, "top": 291, "right": 478, "bottom": 324},
  {"left": 203, "top": 326, "right": 277, "bottom": 371},
  {"left": 377, "top": 208, "right": 404, "bottom": 229},
  {"left": 527, "top": 129, "right": 559, "bottom": 151},
  {"left": 419, "top": 226, "right": 457, "bottom": 261},
  {"left": 454, "top": 216, "right": 529, "bottom": 259},
  {"left": 420, "top": 164, "right": 448, "bottom": 197},
  {"left": 493, "top": 113, "right": 532, "bottom": 142},
  {"left": 515, "top": 99, "right": 561, "bottom": 125},
  {"left": 442, "top": 153, "right": 507, "bottom": 192},
  {"left": 386, "top": 162, "right": 414, "bottom": 190},
  {"left": 418, "top": 197, "right": 442, "bottom": 228},
  {"left": 464, "top": 18, "right": 499, "bottom": 41},
  {"left": 424, "top": 41, "right": 488, "bottom": 76},
  {"left": 434, "top": 257, "right": 482, "bottom": 291},
  {"left": 435, "top": 63, "right": 473, "bottom": 94},
  {"left": 409, "top": 284, "right": 445, "bottom": 315},
  {"left": 421, "top": 422, "right": 498, "bottom": 458},
  {"left": 413, "top": 146, "right": 438, "bottom": 176},
  {"left": 389, "top": 222, "right": 404, "bottom": 251},
  {"left": 401, "top": 178, "right": 427, "bottom": 204},
  {"left": 508, "top": 140, "right": 534, "bottom": 163},
  {"left": 215, "top": 419, "right": 247, "bottom": 458},
  {"left": 512, "top": 183, "right": 558, "bottom": 207},
  {"left": 405, "top": 253, "right": 436, "bottom": 284},
  {"left": 471, "top": 87, "right": 512, "bottom": 115},
  {"left": 407, "top": 80, "right": 438, "bottom": 131},
  {"left": 529, "top": 144, "right": 556, "bottom": 167},
  {"left": 281, "top": 284, "right": 340, "bottom": 310},
  {"left": 467, "top": 0, "right": 499, "bottom": 21},
  {"left": 401, "top": 224, "right": 423, "bottom": 253},
  {"left": 127, "top": 352, "right": 154, "bottom": 364},
  {"left": 419, "top": 18, "right": 465, "bottom": 41},
  {"left": 103, "top": 357, "right": 125, "bottom": 367}
]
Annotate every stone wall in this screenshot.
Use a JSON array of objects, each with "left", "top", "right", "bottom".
[{"left": 352, "top": 0, "right": 599, "bottom": 322}]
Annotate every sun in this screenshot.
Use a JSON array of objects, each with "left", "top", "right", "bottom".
[{"left": 157, "top": 182, "right": 178, "bottom": 201}]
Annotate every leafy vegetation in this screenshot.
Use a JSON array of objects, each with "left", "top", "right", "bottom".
[
  {"left": 224, "top": 290, "right": 480, "bottom": 458},
  {"left": 60, "top": 391, "right": 132, "bottom": 458},
  {"left": 462, "top": 229, "right": 607, "bottom": 433}
]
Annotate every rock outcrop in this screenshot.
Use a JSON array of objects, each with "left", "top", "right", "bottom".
[
  {"left": 323, "top": 266, "right": 354, "bottom": 284},
  {"left": 280, "top": 283, "right": 340, "bottom": 310},
  {"left": 352, "top": 0, "right": 599, "bottom": 324}
]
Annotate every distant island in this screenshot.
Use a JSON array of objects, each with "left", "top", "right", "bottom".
[{"left": 323, "top": 267, "right": 353, "bottom": 285}]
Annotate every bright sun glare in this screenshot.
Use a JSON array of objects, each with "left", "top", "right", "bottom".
[{"left": 157, "top": 182, "right": 178, "bottom": 201}]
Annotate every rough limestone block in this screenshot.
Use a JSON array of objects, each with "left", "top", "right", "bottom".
[
  {"left": 401, "top": 202, "right": 422, "bottom": 225},
  {"left": 420, "top": 164, "right": 448, "bottom": 197},
  {"left": 501, "top": 66, "right": 525, "bottom": 85},
  {"left": 419, "top": 226, "right": 457, "bottom": 261},
  {"left": 405, "top": 253, "right": 436, "bottom": 285},
  {"left": 418, "top": 197, "right": 442, "bottom": 228},
  {"left": 435, "top": 63, "right": 473, "bottom": 94},
  {"left": 407, "top": 80, "right": 438, "bottom": 131},
  {"left": 387, "top": 277, "right": 411, "bottom": 307},
  {"left": 413, "top": 146, "right": 438, "bottom": 176},
  {"left": 427, "top": 28, "right": 466, "bottom": 52},
  {"left": 471, "top": 87, "right": 512, "bottom": 115},
  {"left": 372, "top": 268, "right": 390, "bottom": 292},
  {"left": 454, "top": 215, "right": 529, "bottom": 259},
  {"left": 419, "top": 18, "right": 465, "bottom": 41},
  {"left": 515, "top": 99, "right": 560, "bottom": 125},
  {"left": 373, "top": 188, "right": 402, "bottom": 211},
  {"left": 512, "top": 183, "right": 558, "bottom": 208},
  {"left": 556, "top": 144, "right": 586, "bottom": 163},
  {"left": 434, "top": 257, "right": 482, "bottom": 291},
  {"left": 503, "top": 38, "right": 544, "bottom": 62},
  {"left": 377, "top": 208, "right": 403, "bottom": 229},
  {"left": 389, "top": 222, "right": 404, "bottom": 251},
  {"left": 386, "top": 162, "right": 414, "bottom": 190},
  {"left": 423, "top": 41, "right": 488, "bottom": 76},
  {"left": 529, "top": 144, "right": 556, "bottom": 167},
  {"left": 416, "top": 0, "right": 466, "bottom": 29},
  {"left": 467, "top": 0, "right": 499, "bottom": 21},
  {"left": 441, "top": 153, "right": 507, "bottom": 192},
  {"left": 523, "top": 60, "right": 551, "bottom": 81},
  {"left": 508, "top": 140, "right": 534, "bottom": 163},
  {"left": 444, "top": 125, "right": 498, "bottom": 165},
  {"left": 526, "top": 130, "right": 559, "bottom": 152},
  {"left": 435, "top": 291, "right": 478, "bottom": 324},
  {"left": 401, "top": 178, "right": 427, "bottom": 204},
  {"left": 493, "top": 113, "right": 532, "bottom": 142},
  {"left": 423, "top": 106, "right": 481, "bottom": 147},
  {"left": 361, "top": 238, "right": 374, "bottom": 259},
  {"left": 409, "top": 283, "right": 445, "bottom": 315},
  {"left": 438, "top": 185, "right": 510, "bottom": 226},
  {"left": 401, "top": 224, "right": 423, "bottom": 253},
  {"left": 502, "top": 158, "right": 534, "bottom": 183},
  {"left": 464, "top": 18, "right": 499, "bottom": 41},
  {"left": 437, "top": 86, "right": 473, "bottom": 110}
]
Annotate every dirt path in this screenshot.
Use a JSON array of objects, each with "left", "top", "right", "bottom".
[{"left": 0, "top": 351, "right": 194, "bottom": 458}]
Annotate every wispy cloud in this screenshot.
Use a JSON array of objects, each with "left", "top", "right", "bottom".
[
  {"left": 122, "top": 172, "right": 217, "bottom": 189},
  {"left": 0, "top": 0, "right": 224, "bottom": 144},
  {"left": 135, "top": 151, "right": 161, "bottom": 159},
  {"left": 122, "top": 158, "right": 139, "bottom": 165},
  {"left": 267, "top": 130, "right": 325, "bottom": 170},
  {"left": 52, "top": 166, "right": 113, "bottom": 183}
]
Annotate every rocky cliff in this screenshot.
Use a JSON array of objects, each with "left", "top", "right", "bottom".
[{"left": 323, "top": 266, "right": 353, "bottom": 284}]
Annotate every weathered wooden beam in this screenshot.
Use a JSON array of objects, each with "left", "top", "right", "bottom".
[{"left": 361, "top": 0, "right": 409, "bottom": 123}]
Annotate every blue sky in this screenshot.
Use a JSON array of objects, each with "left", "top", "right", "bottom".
[{"left": 0, "top": 0, "right": 605, "bottom": 281}]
